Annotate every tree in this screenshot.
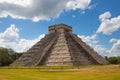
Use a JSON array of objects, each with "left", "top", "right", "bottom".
[
  {"left": 0, "top": 47, "right": 23, "bottom": 66},
  {"left": 106, "top": 56, "right": 119, "bottom": 64},
  {"left": 0, "top": 48, "right": 13, "bottom": 66},
  {"left": 11, "top": 52, "right": 23, "bottom": 60}
]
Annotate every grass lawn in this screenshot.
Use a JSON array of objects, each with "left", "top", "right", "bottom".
[{"left": 0, "top": 65, "right": 120, "bottom": 80}]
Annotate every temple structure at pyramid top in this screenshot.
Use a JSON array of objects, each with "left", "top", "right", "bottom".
[
  {"left": 11, "top": 24, "right": 109, "bottom": 66},
  {"left": 49, "top": 24, "right": 72, "bottom": 33}
]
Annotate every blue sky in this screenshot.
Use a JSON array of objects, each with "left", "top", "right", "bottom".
[{"left": 0, "top": 0, "right": 120, "bottom": 57}]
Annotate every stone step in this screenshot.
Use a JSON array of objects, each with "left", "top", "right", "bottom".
[
  {"left": 48, "top": 53, "right": 70, "bottom": 57},
  {"left": 46, "top": 62, "right": 73, "bottom": 66},
  {"left": 47, "top": 56, "right": 71, "bottom": 59},
  {"left": 46, "top": 60, "right": 72, "bottom": 63}
]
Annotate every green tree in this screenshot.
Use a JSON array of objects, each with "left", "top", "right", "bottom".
[
  {"left": 0, "top": 48, "right": 23, "bottom": 66},
  {"left": 0, "top": 48, "right": 13, "bottom": 66},
  {"left": 106, "top": 57, "right": 118, "bottom": 64},
  {"left": 11, "top": 52, "right": 23, "bottom": 60}
]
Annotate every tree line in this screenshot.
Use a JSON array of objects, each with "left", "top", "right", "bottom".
[
  {"left": 0, "top": 47, "right": 23, "bottom": 66},
  {"left": 105, "top": 56, "right": 120, "bottom": 64}
]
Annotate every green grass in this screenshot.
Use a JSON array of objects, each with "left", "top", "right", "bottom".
[{"left": 0, "top": 65, "right": 120, "bottom": 80}]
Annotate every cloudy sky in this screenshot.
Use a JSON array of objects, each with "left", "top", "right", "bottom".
[{"left": 0, "top": 0, "right": 120, "bottom": 57}]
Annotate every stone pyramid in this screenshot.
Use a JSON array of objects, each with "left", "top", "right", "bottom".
[{"left": 11, "top": 24, "right": 109, "bottom": 66}]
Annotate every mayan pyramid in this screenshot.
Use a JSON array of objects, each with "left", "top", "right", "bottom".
[{"left": 11, "top": 24, "right": 109, "bottom": 66}]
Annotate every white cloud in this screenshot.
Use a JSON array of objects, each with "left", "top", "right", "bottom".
[
  {"left": 0, "top": 0, "right": 31, "bottom": 7},
  {"left": 15, "top": 34, "right": 45, "bottom": 52},
  {"left": 96, "top": 11, "right": 120, "bottom": 35},
  {"left": 78, "top": 34, "right": 120, "bottom": 57},
  {"left": 109, "top": 38, "right": 118, "bottom": 43},
  {"left": 0, "top": 24, "right": 45, "bottom": 52},
  {"left": 0, "top": 0, "right": 91, "bottom": 22},
  {"left": 78, "top": 34, "right": 98, "bottom": 46},
  {"left": 99, "top": 11, "right": 111, "bottom": 21},
  {"left": 87, "top": 3, "right": 97, "bottom": 10},
  {"left": 0, "top": 24, "right": 19, "bottom": 42},
  {"left": 78, "top": 34, "right": 107, "bottom": 56},
  {"left": 93, "top": 45, "right": 108, "bottom": 56},
  {"left": 108, "top": 38, "right": 120, "bottom": 56},
  {"left": 66, "top": 0, "right": 91, "bottom": 10}
]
